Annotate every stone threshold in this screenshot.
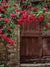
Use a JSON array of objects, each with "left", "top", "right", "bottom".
[{"left": 20, "top": 63, "right": 50, "bottom": 67}]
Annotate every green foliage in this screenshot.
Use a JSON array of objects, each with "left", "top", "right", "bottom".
[
  {"left": 0, "top": 64, "right": 10, "bottom": 67},
  {"left": 48, "top": 23, "right": 50, "bottom": 28},
  {"left": 33, "top": 62, "right": 36, "bottom": 64}
]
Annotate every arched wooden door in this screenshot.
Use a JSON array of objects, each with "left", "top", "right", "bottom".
[{"left": 20, "top": 20, "right": 50, "bottom": 63}]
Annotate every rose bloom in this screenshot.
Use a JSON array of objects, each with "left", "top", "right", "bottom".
[
  {"left": 6, "top": 38, "right": 10, "bottom": 43},
  {"left": 35, "top": 22, "right": 39, "bottom": 24},
  {"left": 2, "top": 5, "right": 8, "bottom": 8},
  {"left": 0, "top": 29, "right": 1, "bottom": 33},
  {"left": 21, "top": 0, "right": 23, "bottom": 2},
  {"left": 23, "top": 9, "right": 26, "bottom": 13},
  {"left": 14, "top": 21, "right": 17, "bottom": 24},
  {"left": 38, "top": 15, "right": 43, "bottom": 22},
  {"left": 28, "top": 5, "right": 32, "bottom": 8},
  {"left": 40, "top": 13, "right": 44, "bottom": 16},
  {"left": 1, "top": 9, "right": 5, "bottom": 12},
  {"left": 33, "top": 8, "right": 37, "bottom": 11},
  {"left": 9, "top": 39, "right": 14, "bottom": 45},
  {"left": 22, "top": 14, "right": 27, "bottom": 19},
  {"left": 43, "top": 9, "right": 46, "bottom": 13},
  {"left": 42, "top": 23, "right": 45, "bottom": 25},
  {"left": 13, "top": 4, "right": 16, "bottom": 7},
  {"left": 10, "top": 12, "right": 15, "bottom": 17},
  {"left": 16, "top": 9, "right": 20, "bottom": 12},
  {"left": 34, "top": 17, "right": 37, "bottom": 21},
  {"left": 2, "top": 34, "right": 7, "bottom": 41},
  {"left": 3, "top": 17, "right": 8, "bottom": 22},
  {"left": 38, "top": 15, "right": 43, "bottom": 19},
  {"left": 2, "top": 1, "right": 5, "bottom": 4},
  {"left": 44, "top": 4, "right": 48, "bottom": 8},
  {"left": 2, "top": 5, "right": 5, "bottom": 8},
  {"left": 45, "top": 24, "right": 48, "bottom": 26},
  {"left": 17, "top": 19, "right": 21, "bottom": 25},
  {"left": 0, "top": 6, "right": 2, "bottom": 11},
  {"left": 5, "top": 5, "right": 8, "bottom": 8},
  {"left": 30, "top": 14, "right": 34, "bottom": 20},
  {"left": 20, "top": 11, "right": 24, "bottom": 14},
  {"left": 6, "top": 27, "right": 10, "bottom": 31}
]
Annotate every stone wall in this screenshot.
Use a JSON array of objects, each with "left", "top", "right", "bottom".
[
  {"left": 0, "top": 25, "right": 20, "bottom": 67},
  {"left": 20, "top": 64, "right": 50, "bottom": 67}
]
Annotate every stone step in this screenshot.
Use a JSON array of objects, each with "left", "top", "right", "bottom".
[{"left": 20, "top": 63, "right": 50, "bottom": 67}]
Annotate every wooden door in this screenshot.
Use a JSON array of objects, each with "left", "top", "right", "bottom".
[
  {"left": 20, "top": 21, "right": 50, "bottom": 63},
  {"left": 20, "top": 21, "right": 41, "bottom": 63}
]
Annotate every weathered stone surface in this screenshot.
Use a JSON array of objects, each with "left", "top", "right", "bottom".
[
  {"left": 7, "top": 25, "right": 20, "bottom": 67},
  {"left": 20, "top": 64, "right": 50, "bottom": 67}
]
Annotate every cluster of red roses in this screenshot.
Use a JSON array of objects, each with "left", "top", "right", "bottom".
[
  {"left": 0, "top": 34, "right": 14, "bottom": 45},
  {"left": 10, "top": 4, "right": 48, "bottom": 26},
  {"left": 0, "top": 6, "right": 5, "bottom": 12},
  {"left": 44, "top": 4, "right": 48, "bottom": 8},
  {"left": 0, "top": 1, "right": 15, "bottom": 45}
]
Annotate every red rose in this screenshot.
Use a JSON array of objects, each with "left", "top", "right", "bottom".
[
  {"left": 1, "top": 9, "right": 5, "bottom": 12},
  {"left": 3, "top": 17, "right": 8, "bottom": 22},
  {"left": 5, "top": 5, "right": 8, "bottom": 8},
  {"left": 43, "top": 9, "right": 46, "bottom": 13},
  {"left": 30, "top": 14, "right": 34, "bottom": 20},
  {"left": 2, "top": 5, "right": 5, "bottom": 8},
  {"left": 0, "top": 29, "right": 1, "bottom": 33},
  {"left": 21, "top": 0, "right": 23, "bottom": 2},
  {"left": 44, "top": 4, "right": 48, "bottom": 8},
  {"left": 10, "top": 12, "right": 15, "bottom": 17},
  {"left": 38, "top": 15, "right": 43, "bottom": 22},
  {"left": 0, "top": 6, "right": 2, "bottom": 11},
  {"left": 16, "top": 9, "right": 20, "bottom": 12},
  {"left": 35, "top": 22, "right": 39, "bottom": 24},
  {"left": 34, "top": 17, "right": 37, "bottom": 21},
  {"left": 30, "top": 14, "right": 34, "bottom": 17},
  {"left": 38, "top": 15, "right": 43, "bottom": 19},
  {"left": 6, "top": 27, "right": 10, "bottom": 31},
  {"left": 2, "top": 1, "right": 5, "bottom": 4},
  {"left": 17, "top": 19, "right": 21, "bottom": 25},
  {"left": 45, "top": 5, "right": 48, "bottom": 8},
  {"left": 45, "top": 24, "right": 48, "bottom": 26},
  {"left": 14, "top": 21, "right": 17, "bottom": 24},
  {"left": 23, "top": 9, "right": 26, "bottom": 13},
  {"left": 23, "top": 14, "right": 27, "bottom": 19},
  {"left": 2, "top": 5, "right": 8, "bottom": 8},
  {"left": 2, "top": 34, "right": 7, "bottom": 41},
  {"left": 42, "top": 23, "right": 45, "bottom": 25},
  {"left": 20, "top": 11, "right": 24, "bottom": 14},
  {"left": 33, "top": 8, "right": 37, "bottom": 11},
  {"left": 6, "top": 38, "right": 10, "bottom": 43},
  {"left": 9, "top": 39, "right": 14, "bottom": 45},
  {"left": 13, "top": 4, "right": 16, "bottom": 7},
  {"left": 40, "top": 13, "right": 44, "bottom": 16},
  {"left": 28, "top": 5, "right": 32, "bottom": 8}
]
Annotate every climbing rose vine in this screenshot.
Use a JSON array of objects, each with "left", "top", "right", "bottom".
[
  {"left": 0, "top": 0, "right": 49, "bottom": 45},
  {"left": 0, "top": 1, "right": 21, "bottom": 45}
]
